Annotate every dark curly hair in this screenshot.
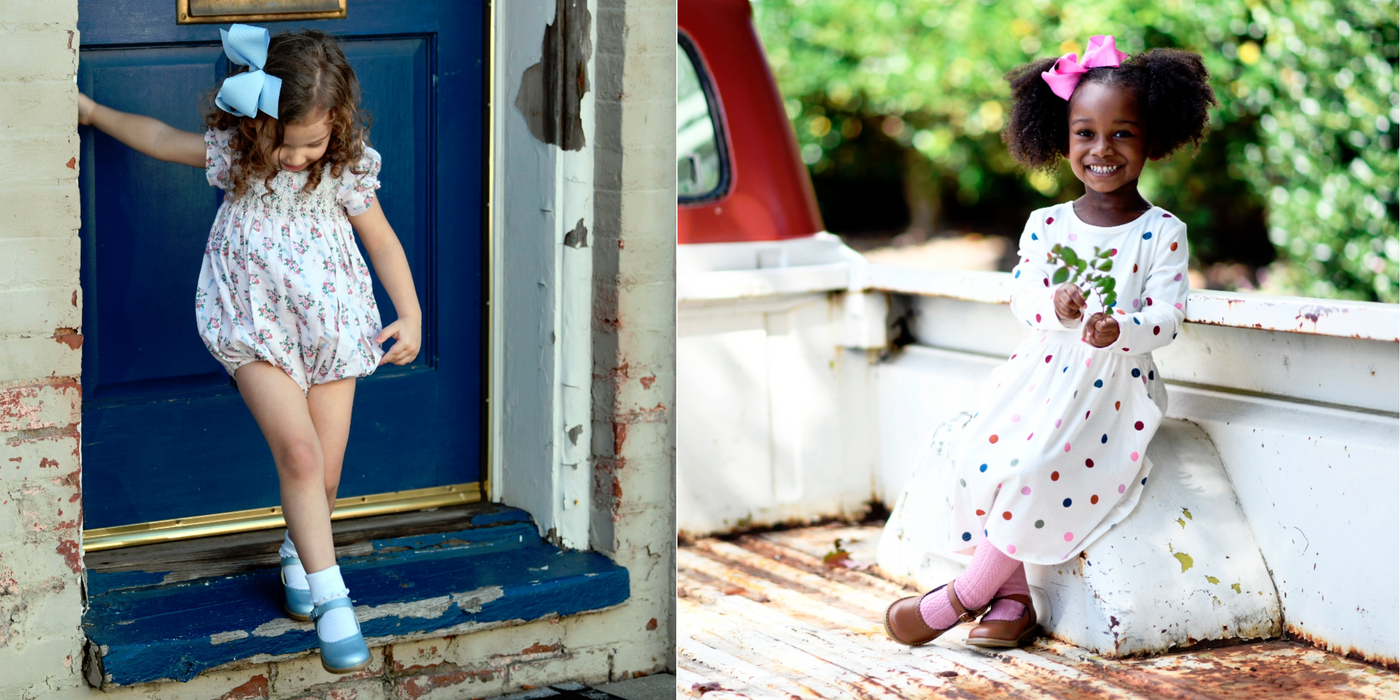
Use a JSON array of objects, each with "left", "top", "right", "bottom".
[
  {"left": 204, "top": 29, "right": 372, "bottom": 201},
  {"left": 1001, "top": 48, "right": 1217, "bottom": 173}
]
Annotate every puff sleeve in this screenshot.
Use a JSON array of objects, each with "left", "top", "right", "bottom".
[
  {"left": 336, "top": 145, "right": 382, "bottom": 216},
  {"left": 204, "top": 128, "right": 235, "bottom": 190},
  {"left": 1008, "top": 211, "right": 1079, "bottom": 331},
  {"left": 1109, "top": 219, "right": 1190, "bottom": 355}
]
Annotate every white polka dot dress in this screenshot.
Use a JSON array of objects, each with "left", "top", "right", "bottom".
[{"left": 947, "top": 202, "right": 1189, "bottom": 565}]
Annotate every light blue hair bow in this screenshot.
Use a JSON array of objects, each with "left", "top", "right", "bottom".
[{"left": 215, "top": 24, "right": 281, "bottom": 119}]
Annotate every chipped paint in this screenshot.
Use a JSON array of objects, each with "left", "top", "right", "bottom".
[
  {"left": 54, "top": 539, "right": 81, "bottom": 573},
  {"left": 209, "top": 630, "right": 249, "bottom": 645},
  {"left": 563, "top": 218, "right": 589, "bottom": 248},
  {"left": 52, "top": 328, "right": 82, "bottom": 350},
  {"left": 514, "top": 0, "right": 592, "bottom": 151}
]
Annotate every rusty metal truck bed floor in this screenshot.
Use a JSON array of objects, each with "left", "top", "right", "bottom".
[{"left": 679, "top": 523, "right": 1397, "bottom": 699}]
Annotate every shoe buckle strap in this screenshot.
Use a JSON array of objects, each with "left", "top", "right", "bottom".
[{"left": 947, "top": 580, "right": 977, "bottom": 623}]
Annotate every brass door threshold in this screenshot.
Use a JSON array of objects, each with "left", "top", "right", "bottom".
[{"left": 83, "top": 483, "right": 481, "bottom": 552}]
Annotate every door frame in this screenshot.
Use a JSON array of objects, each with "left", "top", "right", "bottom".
[
  {"left": 82, "top": 0, "right": 604, "bottom": 552},
  {"left": 488, "top": 0, "right": 599, "bottom": 551}
]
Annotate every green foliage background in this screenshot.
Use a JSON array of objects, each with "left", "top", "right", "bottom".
[{"left": 751, "top": 0, "right": 1399, "bottom": 302}]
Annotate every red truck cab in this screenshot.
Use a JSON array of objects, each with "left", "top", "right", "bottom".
[{"left": 678, "top": 0, "right": 824, "bottom": 244}]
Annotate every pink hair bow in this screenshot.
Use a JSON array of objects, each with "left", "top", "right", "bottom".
[{"left": 1040, "top": 35, "right": 1129, "bottom": 100}]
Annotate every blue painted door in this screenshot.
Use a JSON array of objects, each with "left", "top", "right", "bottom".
[{"left": 77, "top": 1, "right": 485, "bottom": 529}]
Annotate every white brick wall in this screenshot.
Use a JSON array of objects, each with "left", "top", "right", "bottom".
[{"left": 0, "top": 2, "right": 86, "bottom": 698}]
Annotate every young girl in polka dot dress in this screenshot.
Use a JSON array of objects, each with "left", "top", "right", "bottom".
[
  {"left": 884, "top": 35, "right": 1217, "bottom": 649},
  {"left": 78, "top": 26, "right": 420, "bottom": 673}
]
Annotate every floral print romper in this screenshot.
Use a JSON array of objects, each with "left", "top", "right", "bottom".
[{"left": 195, "top": 128, "right": 385, "bottom": 394}]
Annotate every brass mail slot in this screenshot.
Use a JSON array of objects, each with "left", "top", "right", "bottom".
[{"left": 177, "top": 0, "right": 347, "bottom": 24}]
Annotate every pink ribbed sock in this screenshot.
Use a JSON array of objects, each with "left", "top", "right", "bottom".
[
  {"left": 982, "top": 563, "right": 1030, "bottom": 621},
  {"left": 918, "top": 539, "right": 1021, "bottom": 630}
]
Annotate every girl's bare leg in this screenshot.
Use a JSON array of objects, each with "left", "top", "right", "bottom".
[
  {"left": 307, "top": 377, "right": 356, "bottom": 515},
  {"left": 234, "top": 361, "right": 336, "bottom": 574}
]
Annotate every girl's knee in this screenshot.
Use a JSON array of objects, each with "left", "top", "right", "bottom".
[{"left": 275, "top": 439, "right": 325, "bottom": 482}]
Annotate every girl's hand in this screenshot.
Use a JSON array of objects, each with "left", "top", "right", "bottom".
[
  {"left": 376, "top": 315, "right": 421, "bottom": 366},
  {"left": 1081, "top": 312, "right": 1120, "bottom": 348},
  {"left": 78, "top": 93, "right": 97, "bottom": 126},
  {"left": 1054, "top": 283, "right": 1087, "bottom": 322}
]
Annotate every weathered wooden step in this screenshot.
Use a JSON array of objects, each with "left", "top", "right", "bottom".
[{"left": 83, "top": 506, "right": 629, "bottom": 686}]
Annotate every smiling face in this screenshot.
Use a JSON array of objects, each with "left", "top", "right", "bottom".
[
  {"left": 1066, "top": 81, "right": 1148, "bottom": 194},
  {"left": 276, "top": 111, "right": 332, "bottom": 173}
]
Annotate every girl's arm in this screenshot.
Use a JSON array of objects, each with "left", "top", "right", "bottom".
[
  {"left": 349, "top": 197, "right": 422, "bottom": 366},
  {"left": 78, "top": 93, "right": 205, "bottom": 168},
  {"left": 1105, "top": 219, "right": 1190, "bottom": 355},
  {"left": 1009, "top": 215, "right": 1082, "bottom": 331}
]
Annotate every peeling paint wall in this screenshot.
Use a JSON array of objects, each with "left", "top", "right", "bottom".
[{"left": 0, "top": 0, "right": 88, "bottom": 697}]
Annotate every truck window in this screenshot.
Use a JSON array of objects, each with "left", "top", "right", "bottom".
[{"left": 677, "top": 36, "right": 727, "bottom": 201}]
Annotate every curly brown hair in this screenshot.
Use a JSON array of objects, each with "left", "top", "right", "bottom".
[
  {"left": 204, "top": 28, "right": 372, "bottom": 201},
  {"left": 1001, "top": 48, "right": 1217, "bottom": 173}
]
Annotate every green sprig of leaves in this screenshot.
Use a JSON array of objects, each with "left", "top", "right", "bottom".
[{"left": 1049, "top": 244, "right": 1117, "bottom": 311}]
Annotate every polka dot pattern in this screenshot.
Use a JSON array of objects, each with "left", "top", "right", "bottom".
[{"left": 952, "top": 203, "right": 1179, "bottom": 563}]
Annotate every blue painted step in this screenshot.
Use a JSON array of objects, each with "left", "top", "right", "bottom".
[{"left": 83, "top": 508, "right": 629, "bottom": 686}]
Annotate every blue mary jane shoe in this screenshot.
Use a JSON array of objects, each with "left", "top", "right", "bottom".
[
  {"left": 310, "top": 596, "right": 371, "bottom": 674},
  {"left": 280, "top": 555, "right": 314, "bottom": 621}
]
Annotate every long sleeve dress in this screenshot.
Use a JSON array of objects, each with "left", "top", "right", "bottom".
[
  {"left": 946, "top": 201, "right": 1190, "bottom": 564},
  {"left": 194, "top": 128, "right": 386, "bottom": 394}
]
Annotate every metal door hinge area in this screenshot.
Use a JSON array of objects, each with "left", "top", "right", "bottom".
[{"left": 176, "top": 0, "right": 347, "bottom": 24}]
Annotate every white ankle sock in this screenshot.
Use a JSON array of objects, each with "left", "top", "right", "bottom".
[
  {"left": 279, "top": 532, "right": 308, "bottom": 590},
  {"left": 305, "top": 565, "right": 358, "bottom": 643}
]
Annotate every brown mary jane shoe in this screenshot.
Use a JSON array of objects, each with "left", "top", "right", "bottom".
[
  {"left": 964, "top": 593, "right": 1039, "bottom": 648},
  {"left": 883, "top": 580, "right": 990, "bottom": 647}
]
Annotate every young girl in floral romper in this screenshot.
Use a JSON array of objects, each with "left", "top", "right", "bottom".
[
  {"left": 884, "top": 36, "right": 1216, "bottom": 649},
  {"left": 78, "top": 25, "right": 419, "bottom": 673}
]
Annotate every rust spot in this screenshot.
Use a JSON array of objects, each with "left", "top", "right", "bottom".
[
  {"left": 65, "top": 157, "right": 76, "bottom": 169},
  {"left": 513, "top": 0, "right": 593, "bottom": 151},
  {"left": 640, "top": 375, "right": 655, "bottom": 389},
  {"left": 611, "top": 476, "right": 623, "bottom": 499},
  {"left": 53, "top": 328, "right": 83, "bottom": 350},
  {"left": 55, "top": 539, "right": 81, "bottom": 573},
  {"left": 646, "top": 617, "right": 658, "bottom": 631},
  {"left": 216, "top": 675, "right": 268, "bottom": 700},
  {"left": 1288, "top": 624, "right": 1398, "bottom": 671}
]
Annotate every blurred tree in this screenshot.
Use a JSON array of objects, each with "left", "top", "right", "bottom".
[{"left": 752, "top": 0, "right": 1398, "bottom": 301}]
